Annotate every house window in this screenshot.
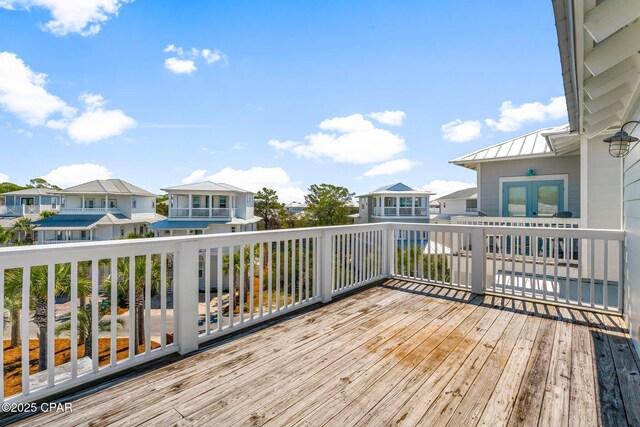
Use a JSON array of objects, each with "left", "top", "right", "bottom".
[
  {"left": 231, "top": 226, "right": 237, "bottom": 233},
  {"left": 152, "top": 201, "right": 155, "bottom": 208},
  {"left": 81, "top": 230, "right": 87, "bottom": 240},
  {"left": 61, "top": 197, "right": 66, "bottom": 208},
  {"left": 85, "top": 199, "right": 95, "bottom": 208},
  {"left": 199, "top": 257, "right": 204, "bottom": 279},
  {"left": 195, "top": 230, "right": 203, "bottom": 235},
  {"left": 56, "top": 231, "right": 63, "bottom": 241},
  {"left": 132, "top": 198, "right": 137, "bottom": 209},
  {"left": 219, "top": 196, "right": 227, "bottom": 208},
  {"left": 399, "top": 197, "right": 412, "bottom": 207},
  {"left": 384, "top": 197, "right": 396, "bottom": 207},
  {"left": 120, "top": 227, "right": 125, "bottom": 237},
  {"left": 109, "top": 200, "right": 117, "bottom": 208},
  {"left": 247, "top": 195, "right": 254, "bottom": 207},
  {"left": 193, "top": 196, "right": 201, "bottom": 208},
  {"left": 414, "top": 198, "right": 422, "bottom": 207}
]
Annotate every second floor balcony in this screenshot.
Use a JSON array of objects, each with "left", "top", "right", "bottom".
[
  {"left": 0, "top": 221, "right": 634, "bottom": 425},
  {"left": 170, "top": 207, "right": 235, "bottom": 218},
  {"left": 373, "top": 206, "right": 429, "bottom": 217},
  {"left": 0, "top": 204, "right": 46, "bottom": 216}
]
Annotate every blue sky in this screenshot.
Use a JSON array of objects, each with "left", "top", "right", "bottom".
[{"left": 0, "top": 1, "right": 567, "bottom": 201}]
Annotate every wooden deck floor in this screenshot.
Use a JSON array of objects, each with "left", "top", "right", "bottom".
[{"left": 13, "top": 280, "right": 640, "bottom": 427}]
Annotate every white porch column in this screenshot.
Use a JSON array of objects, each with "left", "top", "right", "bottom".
[
  {"left": 105, "top": 194, "right": 109, "bottom": 211},
  {"left": 82, "top": 195, "right": 85, "bottom": 211},
  {"left": 188, "top": 194, "right": 192, "bottom": 218},
  {"left": 412, "top": 197, "right": 415, "bottom": 216},
  {"left": 396, "top": 197, "right": 399, "bottom": 216},
  {"left": 208, "top": 195, "right": 212, "bottom": 218}
]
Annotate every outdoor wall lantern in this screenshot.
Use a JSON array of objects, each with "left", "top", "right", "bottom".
[{"left": 603, "top": 120, "right": 639, "bottom": 158}]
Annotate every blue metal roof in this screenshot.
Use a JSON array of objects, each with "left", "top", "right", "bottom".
[
  {"left": 150, "top": 219, "right": 226, "bottom": 229},
  {"left": 33, "top": 214, "right": 104, "bottom": 229}
]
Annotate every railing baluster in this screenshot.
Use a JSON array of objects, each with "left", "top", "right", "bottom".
[
  {"left": 305, "top": 237, "right": 310, "bottom": 301},
  {"left": 250, "top": 243, "right": 255, "bottom": 319},
  {"left": 298, "top": 238, "right": 303, "bottom": 303},
  {"left": 111, "top": 258, "right": 118, "bottom": 364},
  {"left": 128, "top": 256, "right": 135, "bottom": 359},
  {"left": 590, "top": 239, "right": 595, "bottom": 308},
  {"left": 577, "top": 238, "right": 582, "bottom": 306},
  {"left": 145, "top": 255, "right": 152, "bottom": 354},
  {"left": 284, "top": 240, "right": 289, "bottom": 309},
  {"left": 217, "top": 247, "right": 223, "bottom": 330},
  {"left": 71, "top": 262, "right": 78, "bottom": 379},
  {"left": 21, "top": 266, "right": 29, "bottom": 395},
  {"left": 239, "top": 244, "right": 245, "bottom": 323},
  {"left": 47, "top": 263, "right": 55, "bottom": 387},
  {"left": 259, "top": 244, "right": 264, "bottom": 318},
  {"left": 603, "top": 239, "right": 609, "bottom": 311},
  {"left": 276, "top": 240, "right": 281, "bottom": 311},
  {"left": 267, "top": 242, "right": 272, "bottom": 315},
  {"left": 160, "top": 254, "right": 167, "bottom": 349},
  {"left": 565, "top": 234, "right": 570, "bottom": 305},
  {"left": 229, "top": 246, "right": 235, "bottom": 327},
  {"left": 205, "top": 248, "right": 211, "bottom": 335},
  {"left": 92, "top": 259, "right": 100, "bottom": 371}
]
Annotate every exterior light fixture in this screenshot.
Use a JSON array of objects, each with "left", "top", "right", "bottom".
[{"left": 603, "top": 121, "right": 640, "bottom": 158}]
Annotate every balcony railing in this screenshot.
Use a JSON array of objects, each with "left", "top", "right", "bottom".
[
  {"left": 0, "top": 222, "right": 623, "bottom": 404},
  {"left": 0, "top": 205, "right": 42, "bottom": 216},
  {"left": 60, "top": 207, "right": 121, "bottom": 215},
  {"left": 451, "top": 215, "right": 581, "bottom": 228},
  {"left": 373, "top": 207, "right": 429, "bottom": 217},
  {"left": 170, "top": 208, "right": 234, "bottom": 218},
  {"left": 466, "top": 207, "right": 478, "bottom": 213}
]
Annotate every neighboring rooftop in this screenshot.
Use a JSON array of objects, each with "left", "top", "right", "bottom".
[
  {"left": 434, "top": 187, "right": 477, "bottom": 201},
  {"left": 1, "top": 188, "right": 61, "bottom": 196},
  {"left": 34, "top": 213, "right": 165, "bottom": 230},
  {"left": 62, "top": 179, "right": 156, "bottom": 197},
  {"left": 359, "top": 182, "right": 435, "bottom": 197},
  {"left": 450, "top": 125, "right": 572, "bottom": 170},
  {"left": 284, "top": 201, "right": 307, "bottom": 209},
  {"left": 161, "top": 181, "right": 253, "bottom": 194}
]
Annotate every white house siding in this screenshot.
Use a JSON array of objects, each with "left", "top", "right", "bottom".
[
  {"left": 585, "top": 137, "right": 623, "bottom": 229},
  {"left": 624, "top": 108, "right": 640, "bottom": 354},
  {"left": 439, "top": 199, "right": 468, "bottom": 216},
  {"left": 478, "top": 155, "right": 581, "bottom": 216}
]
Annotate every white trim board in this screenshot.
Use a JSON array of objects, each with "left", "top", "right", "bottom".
[{"left": 498, "top": 174, "right": 570, "bottom": 217}]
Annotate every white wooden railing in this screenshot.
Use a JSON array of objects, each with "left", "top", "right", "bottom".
[
  {"left": 452, "top": 216, "right": 581, "bottom": 228},
  {"left": 170, "top": 208, "right": 234, "bottom": 218},
  {"left": 0, "top": 205, "right": 42, "bottom": 216},
  {"left": 373, "top": 207, "right": 429, "bottom": 217},
  {"left": 59, "top": 207, "right": 121, "bottom": 215},
  {"left": 0, "top": 222, "right": 624, "bottom": 404}
]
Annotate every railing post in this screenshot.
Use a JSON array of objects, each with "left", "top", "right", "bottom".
[
  {"left": 175, "top": 239, "right": 200, "bottom": 354},
  {"left": 321, "top": 229, "right": 333, "bottom": 303},
  {"left": 386, "top": 224, "right": 395, "bottom": 277},
  {"left": 471, "top": 227, "right": 486, "bottom": 295}
]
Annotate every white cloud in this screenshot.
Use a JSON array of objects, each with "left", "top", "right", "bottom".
[
  {"left": 367, "top": 110, "right": 406, "bottom": 126},
  {"left": 163, "top": 44, "right": 226, "bottom": 74},
  {"left": 181, "top": 166, "right": 305, "bottom": 203},
  {"left": 67, "top": 108, "right": 136, "bottom": 143},
  {"left": 202, "top": 48, "right": 225, "bottom": 64},
  {"left": 422, "top": 179, "right": 476, "bottom": 200},
  {"left": 485, "top": 96, "right": 567, "bottom": 132},
  {"left": 42, "top": 163, "right": 113, "bottom": 188},
  {"left": 0, "top": 0, "right": 131, "bottom": 36},
  {"left": 269, "top": 113, "right": 407, "bottom": 164},
  {"left": 0, "top": 172, "right": 9, "bottom": 182},
  {"left": 362, "top": 158, "right": 419, "bottom": 177},
  {"left": 441, "top": 119, "right": 482, "bottom": 143},
  {"left": 0, "top": 53, "right": 135, "bottom": 143},
  {"left": 164, "top": 57, "right": 197, "bottom": 74},
  {"left": 233, "top": 141, "right": 247, "bottom": 150},
  {"left": 0, "top": 51, "right": 75, "bottom": 126}
]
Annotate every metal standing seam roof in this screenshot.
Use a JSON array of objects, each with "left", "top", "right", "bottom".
[
  {"left": 450, "top": 125, "right": 571, "bottom": 170},
  {"left": 151, "top": 216, "right": 262, "bottom": 229},
  {"left": 434, "top": 187, "right": 477, "bottom": 201},
  {"left": 358, "top": 182, "right": 435, "bottom": 198},
  {"left": 161, "top": 182, "right": 254, "bottom": 194},
  {"left": 62, "top": 179, "right": 156, "bottom": 197},
  {"left": 32, "top": 215, "right": 104, "bottom": 230}
]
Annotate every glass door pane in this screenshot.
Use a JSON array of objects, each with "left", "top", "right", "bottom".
[
  {"left": 536, "top": 185, "right": 560, "bottom": 217},
  {"left": 505, "top": 185, "right": 527, "bottom": 217}
]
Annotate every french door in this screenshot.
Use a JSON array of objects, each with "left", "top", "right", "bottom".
[{"left": 502, "top": 180, "right": 564, "bottom": 217}]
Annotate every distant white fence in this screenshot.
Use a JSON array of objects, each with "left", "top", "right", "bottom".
[{"left": 0, "top": 222, "right": 624, "bottom": 404}]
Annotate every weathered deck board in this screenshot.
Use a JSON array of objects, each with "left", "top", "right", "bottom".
[{"left": 11, "top": 280, "right": 640, "bottom": 427}]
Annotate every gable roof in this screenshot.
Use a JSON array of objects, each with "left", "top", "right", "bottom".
[
  {"left": 63, "top": 179, "right": 156, "bottom": 197},
  {"left": 450, "top": 125, "right": 571, "bottom": 170},
  {"left": 161, "top": 181, "right": 253, "bottom": 194},
  {"left": 434, "top": 187, "right": 477, "bottom": 201},
  {"left": 2, "top": 188, "right": 61, "bottom": 196},
  {"left": 359, "top": 182, "right": 434, "bottom": 198}
]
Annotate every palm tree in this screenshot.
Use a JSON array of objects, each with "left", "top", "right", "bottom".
[
  {"left": 13, "top": 217, "right": 34, "bottom": 244},
  {"left": 0, "top": 227, "right": 13, "bottom": 245},
  {"left": 55, "top": 304, "right": 124, "bottom": 359},
  {"left": 4, "top": 264, "right": 91, "bottom": 371},
  {"left": 112, "top": 256, "right": 161, "bottom": 354}
]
